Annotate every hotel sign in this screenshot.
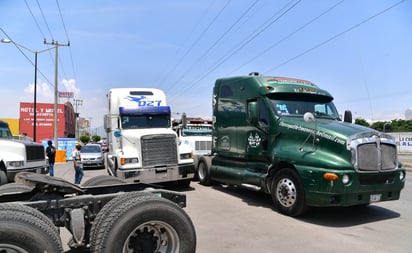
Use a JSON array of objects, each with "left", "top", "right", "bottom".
[{"left": 59, "top": 91, "right": 74, "bottom": 98}]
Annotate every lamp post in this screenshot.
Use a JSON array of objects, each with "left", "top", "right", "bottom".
[{"left": 1, "top": 38, "right": 55, "bottom": 142}]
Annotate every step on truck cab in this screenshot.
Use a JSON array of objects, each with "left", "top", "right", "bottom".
[
  {"left": 197, "top": 73, "right": 406, "bottom": 217},
  {"left": 0, "top": 120, "right": 48, "bottom": 185},
  {"left": 104, "top": 88, "right": 194, "bottom": 186}
]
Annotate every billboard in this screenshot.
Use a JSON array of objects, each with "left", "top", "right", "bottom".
[{"left": 19, "top": 102, "right": 66, "bottom": 142}]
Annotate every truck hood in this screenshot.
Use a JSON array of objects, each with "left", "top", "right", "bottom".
[
  {"left": 276, "top": 117, "right": 387, "bottom": 170},
  {"left": 279, "top": 117, "right": 378, "bottom": 146}
]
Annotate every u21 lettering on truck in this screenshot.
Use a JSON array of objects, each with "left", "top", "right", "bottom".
[
  {"left": 104, "top": 88, "right": 195, "bottom": 187},
  {"left": 0, "top": 120, "right": 48, "bottom": 185},
  {"left": 197, "top": 72, "right": 406, "bottom": 217}
]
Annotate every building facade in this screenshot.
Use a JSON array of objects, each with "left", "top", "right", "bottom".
[{"left": 19, "top": 101, "right": 75, "bottom": 142}]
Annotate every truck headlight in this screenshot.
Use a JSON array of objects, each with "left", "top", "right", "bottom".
[
  {"left": 120, "top": 157, "right": 139, "bottom": 165},
  {"left": 7, "top": 161, "right": 24, "bottom": 167},
  {"left": 341, "top": 174, "right": 350, "bottom": 185},
  {"left": 399, "top": 171, "right": 405, "bottom": 181},
  {"left": 180, "top": 153, "right": 193, "bottom": 160}
]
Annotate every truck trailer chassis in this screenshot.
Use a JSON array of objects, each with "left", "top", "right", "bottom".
[{"left": 0, "top": 172, "right": 196, "bottom": 253}]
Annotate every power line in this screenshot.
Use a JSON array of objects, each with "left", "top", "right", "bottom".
[
  {"left": 264, "top": 0, "right": 407, "bottom": 73},
  {"left": 165, "top": 0, "right": 260, "bottom": 96},
  {"left": 169, "top": 0, "right": 302, "bottom": 103},
  {"left": 36, "top": 0, "right": 54, "bottom": 40},
  {"left": 162, "top": 0, "right": 232, "bottom": 93},
  {"left": 229, "top": 0, "right": 345, "bottom": 74},
  {"left": 24, "top": 0, "right": 47, "bottom": 39},
  {"left": 155, "top": 0, "right": 217, "bottom": 88},
  {"left": 0, "top": 27, "right": 55, "bottom": 88},
  {"left": 56, "top": 0, "right": 77, "bottom": 81}
]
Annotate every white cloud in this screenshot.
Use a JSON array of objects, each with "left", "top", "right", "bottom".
[{"left": 62, "top": 79, "right": 80, "bottom": 98}]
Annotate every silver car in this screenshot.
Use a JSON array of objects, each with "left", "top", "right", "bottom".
[{"left": 80, "top": 144, "right": 104, "bottom": 169}]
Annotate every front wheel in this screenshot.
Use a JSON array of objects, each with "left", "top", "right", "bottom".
[
  {"left": 271, "top": 169, "right": 308, "bottom": 217},
  {"left": 197, "top": 157, "right": 212, "bottom": 186}
]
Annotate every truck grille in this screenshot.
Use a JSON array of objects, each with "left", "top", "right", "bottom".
[
  {"left": 26, "top": 144, "right": 46, "bottom": 162},
  {"left": 141, "top": 134, "right": 178, "bottom": 168},
  {"left": 195, "top": 140, "right": 212, "bottom": 151},
  {"left": 349, "top": 133, "right": 397, "bottom": 172}
]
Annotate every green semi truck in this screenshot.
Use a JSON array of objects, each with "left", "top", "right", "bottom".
[{"left": 197, "top": 72, "right": 406, "bottom": 217}]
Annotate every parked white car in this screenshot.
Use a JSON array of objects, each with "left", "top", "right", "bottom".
[{"left": 80, "top": 144, "right": 104, "bottom": 169}]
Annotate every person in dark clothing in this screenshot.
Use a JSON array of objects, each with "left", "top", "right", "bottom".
[{"left": 45, "top": 140, "right": 56, "bottom": 176}]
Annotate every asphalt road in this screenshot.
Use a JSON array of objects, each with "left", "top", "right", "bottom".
[{"left": 56, "top": 162, "right": 411, "bottom": 253}]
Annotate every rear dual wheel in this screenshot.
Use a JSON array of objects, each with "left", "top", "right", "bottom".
[
  {"left": 90, "top": 192, "right": 196, "bottom": 253},
  {"left": 0, "top": 203, "right": 63, "bottom": 253}
]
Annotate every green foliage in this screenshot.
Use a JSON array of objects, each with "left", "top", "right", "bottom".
[
  {"left": 364, "top": 119, "right": 412, "bottom": 132},
  {"left": 92, "top": 135, "right": 101, "bottom": 142},
  {"left": 354, "top": 118, "right": 369, "bottom": 127},
  {"left": 80, "top": 135, "right": 91, "bottom": 144}
]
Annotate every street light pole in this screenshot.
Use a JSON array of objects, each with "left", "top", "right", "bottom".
[
  {"left": 1, "top": 38, "right": 55, "bottom": 142},
  {"left": 33, "top": 51, "right": 37, "bottom": 141}
]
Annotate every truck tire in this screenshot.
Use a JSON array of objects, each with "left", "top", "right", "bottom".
[
  {"left": 0, "top": 205, "right": 63, "bottom": 253},
  {"left": 197, "top": 157, "right": 212, "bottom": 186},
  {"left": 82, "top": 175, "right": 127, "bottom": 187},
  {"left": 0, "top": 203, "right": 58, "bottom": 234},
  {"left": 271, "top": 168, "right": 308, "bottom": 217},
  {"left": 91, "top": 194, "right": 196, "bottom": 253},
  {"left": 0, "top": 170, "right": 8, "bottom": 185},
  {"left": 89, "top": 191, "right": 148, "bottom": 248},
  {"left": 0, "top": 183, "right": 33, "bottom": 194}
]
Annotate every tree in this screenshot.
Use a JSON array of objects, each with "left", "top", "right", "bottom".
[
  {"left": 354, "top": 118, "right": 369, "bottom": 127},
  {"left": 80, "top": 135, "right": 90, "bottom": 144},
  {"left": 92, "top": 135, "right": 101, "bottom": 142}
]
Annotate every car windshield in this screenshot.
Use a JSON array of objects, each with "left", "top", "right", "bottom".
[
  {"left": 81, "top": 145, "right": 102, "bottom": 153},
  {"left": 182, "top": 125, "right": 212, "bottom": 136},
  {"left": 269, "top": 98, "right": 340, "bottom": 120}
]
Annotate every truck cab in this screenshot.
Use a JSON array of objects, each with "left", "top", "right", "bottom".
[
  {"left": 0, "top": 121, "right": 48, "bottom": 185},
  {"left": 197, "top": 73, "right": 406, "bottom": 216},
  {"left": 104, "top": 88, "right": 194, "bottom": 186}
]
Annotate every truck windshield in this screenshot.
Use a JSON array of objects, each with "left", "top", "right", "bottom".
[
  {"left": 0, "top": 126, "right": 12, "bottom": 139},
  {"left": 269, "top": 99, "right": 340, "bottom": 120},
  {"left": 182, "top": 125, "right": 212, "bottom": 137},
  {"left": 121, "top": 115, "right": 170, "bottom": 129}
]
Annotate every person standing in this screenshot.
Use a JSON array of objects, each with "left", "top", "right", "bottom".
[
  {"left": 72, "top": 143, "right": 84, "bottom": 184},
  {"left": 45, "top": 140, "right": 56, "bottom": 176}
]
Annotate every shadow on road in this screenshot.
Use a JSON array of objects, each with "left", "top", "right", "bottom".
[
  {"left": 209, "top": 183, "right": 400, "bottom": 227},
  {"left": 299, "top": 205, "right": 400, "bottom": 227}
]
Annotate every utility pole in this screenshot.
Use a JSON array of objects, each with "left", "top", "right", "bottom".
[{"left": 44, "top": 40, "right": 70, "bottom": 149}]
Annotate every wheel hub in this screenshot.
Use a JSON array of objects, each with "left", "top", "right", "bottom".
[
  {"left": 276, "top": 178, "right": 297, "bottom": 208},
  {"left": 125, "top": 221, "right": 179, "bottom": 253}
]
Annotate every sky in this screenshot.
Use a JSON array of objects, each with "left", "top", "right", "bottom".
[{"left": 1, "top": 0, "right": 411, "bottom": 135}]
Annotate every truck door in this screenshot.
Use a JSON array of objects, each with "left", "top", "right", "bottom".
[{"left": 245, "top": 99, "right": 270, "bottom": 161}]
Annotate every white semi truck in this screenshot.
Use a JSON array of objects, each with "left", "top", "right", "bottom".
[
  {"left": 0, "top": 120, "right": 48, "bottom": 185},
  {"left": 104, "top": 88, "right": 194, "bottom": 187}
]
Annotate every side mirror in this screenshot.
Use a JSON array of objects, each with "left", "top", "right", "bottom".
[
  {"left": 303, "top": 112, "right": 315, "bottom": 123},
  {"left": 343, "top": 110, "right": 352, "bottom": 123}
]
